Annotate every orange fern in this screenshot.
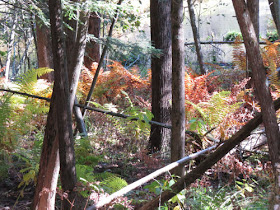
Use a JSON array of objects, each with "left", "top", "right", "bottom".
[{"left": 78, "top": 61, "right": 151, "bottom": 106}]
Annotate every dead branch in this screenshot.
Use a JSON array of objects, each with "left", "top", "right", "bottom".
[{"left": 86, "top": 145, "right": 218, "bottom": 210}]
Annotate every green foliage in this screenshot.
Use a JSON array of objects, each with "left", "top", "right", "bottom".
[
  {"left": 16, "top": 67, "right": 53, "bottom": 94},
  {"left": 77, "top": 166, "right": 128, "bottom": 196},
  {"left": 100, "top": 174, "right": 128, "bottom": 194},
  {"left": 122, "top": 91, "right": 153, "bottom": 137},
  {"left": 144, "top": 177, "right": 186, "bottom": 209},
  {"left": 105, "top": 37, "right": 160, "bottom": 76},
  {"left": 185, "top": 181, "right": 268, "bottom": 209},
  {"left": 0, "top": 151, "right": 10, "bottom": 181},
  {"left": 203, "top": 91, "right": 240, "bottom": 126},
  {"left": 75, "top": 137, "right": 100, "bottom": 167},
  {"left": 144, "top": 179, "right": 175, "bottom": 195},
  {"left": 76, "top": 164, "right": 96, "bottom": 183},
  {"left": 188, "top": 118, "right": 207, "bottom": 135},
  {"left": 89, "top": 92, "right": 152, "bottom": 152},
  {"left": 0, "top": 50, "right": 7, "bottom": 56},
  {"left": 187, "top": 91, "right": 241, "bottom": 131},
  {"left": 16, "top": 132, "right": 43, "bottom": 191},
  {"left": 224, "top": 31, "right": 243, "bottom": 41},
  {"left": 0, "top": 68, "right": 52, "bottom": 145},
  {"left": 0, "top": 93, "right": 13, "bottom": 150},
  {"left": 266, "top": 30, "right": 279, "bottom": 42}
]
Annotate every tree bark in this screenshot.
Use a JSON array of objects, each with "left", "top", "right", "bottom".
[
  {"left": 140, "top": 97, "right": 280, "bottom": 210},
  {"left": 187, "top": 0, "right": 206, "bottom": 75},
  {"left": 31, "top": 98, "right": 60, "bottom": 210},
  {"left": 245, "top": 0, "right": 259, "bottom": 87},
  {"left": 268, "top": 0, "right": 280, "bottom": 36},
  {"left": 64, "top": 2, "right": 89, "bottom": 137},
  {"left": 32, "top": 0, "right": 88, "bottom": 209},
  {"left": 4, "top": 12, "right": 17, "bottom": 83},
  {"left": 247, "top": 0, "right": 259, "bottom": 41},
  {"left": 49, "top": 0, "right": 80, "bottom": 208},
  {"left": 171, "top": 0, "right": 185, "bottom": 177},
  {"left": 149, "top": 0, "right": 172, "bottom": 153},
  {"left": 233, "top": 1, "right": 280, "bottom": 208},
  {"left": 36, "top": 16, "right": 54, "bottom": 81},
  {"left": 84, "top": 12, "right": 100, "bottom": 69}
]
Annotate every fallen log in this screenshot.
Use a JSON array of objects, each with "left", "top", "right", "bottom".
[{"left": 139, "top": 97, "right": 280, "bottom": 210}]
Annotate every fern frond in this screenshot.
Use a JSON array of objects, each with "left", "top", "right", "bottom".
[
  {"left": 203, "top": 91, "right": 241, "bottom": 126},
  {"left": 16, "top": 68, "right": 53, "bottom": 93},
  {"left": 188, "top": 91, "right": 241, "bottom": 128},
  {"left": 0, "top": 93, "right": 13, "bottom": 150},
  {"left": 100, "top": 175, "right": 128, "bottom": 194},
  {"left": 262, "top": 41, "right": 280, "bottom": 88},
  {"left": 232, "top": 37, "right": 246, "bottom": 72}
]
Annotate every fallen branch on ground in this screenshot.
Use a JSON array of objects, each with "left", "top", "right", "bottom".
[{"left": 86, "top": 145, "right": 218, "bottom": 210}]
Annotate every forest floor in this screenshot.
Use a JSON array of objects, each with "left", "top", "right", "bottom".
[
  {"left": 0, "top": 125, "right": 271, "bottom": 210},
  {"left": 0, "top": 151, "right": 168, "bottom": 209}
]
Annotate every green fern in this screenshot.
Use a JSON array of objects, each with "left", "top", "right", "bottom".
[
  {"left": 16, "top": 67, "right": 53, "bottom": 93},
  {"left": 100, "top": 174, "right": 128, "bottom": 194},
  {"left": 77, "top": 166, "right": 128, "bottom": 195},
  {"left": 204, "top": 91, "right": 241, "bottom": 127},
  {"left": 188, "top": 91, "right": 241, "bottom": 128},
  {"left": 0, "top": 93, "right": 13, "bottom": 150}
]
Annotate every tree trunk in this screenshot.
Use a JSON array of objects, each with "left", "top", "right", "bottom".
[
  {"left": 36, "top": 16, "right": 54, "bottom": 81},
  {"left": 149, "top": 0, "right": 172, "bottom": 153},
  {"left": 171, "top": 0, "right": 185, "bottom": 177},
  {"left": 245, "top": 0, "right": 259, "bottom": 87},
  {"left": 49, "top": 0, "right": 83, "bottom": 208},
  {"left": 31, "top": 98, "right": 60, "bottom": 210},
  {"left": 233, "top": 1, "right": 280, "bottom": 208},
  {"left": 32, "top": 0, "right": 89, "bottom": 209},
  {"left": 5, "top": 13, "right": 17, "bottom": 83},
  {"left": 64, "top": 3, "right": 89, "bottom": 137},
  {"left": 84, "top": 12, "right": 100, "bottom": 69},
  {"left": 246, "top": 0, "right": 260, "bottom": 89},
  {"left": 187, "top": 0, "right": 206, "bottom": 75},
  {"left": 268, "top": 0, "right": 280, "bottom": 36},
  {"left": 247, "top": 0, "right": 259, "bottom": 41}
]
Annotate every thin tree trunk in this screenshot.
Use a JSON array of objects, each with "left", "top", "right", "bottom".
[
  {"left": 149, "top": 0, "right": 172, "bottom": 153},
  {"left": 246, "top": 0, "right": 259, "bottom": 87},
  {"left": 84, "top": 12, "right": 101, "bottom": 69},
  {"left": 5, "top": 13, "right": 17, "bottom": 83},
  {"left": 187, "top": 0, "right": 206, "bottom": 74},
  {"left": 64, "top": 4, "right": 89, "bottom": 137},
  {"left": 16, "top": 34, "right": 32, "bottom": 73},
  {"left": 80, "top": 0, "right": 123, "bottom": 118},
  {"left": 233, "top": 1, "right": 280, "bottom": 208},
  {"left": 268, "top": 0, "right": 280, "bottom": 36},
  {"left": 36, "top": 16, "right": 54, "bottom": 81},
  {"left": 171, "top": 0, "right": 185, "bottom": 177}
]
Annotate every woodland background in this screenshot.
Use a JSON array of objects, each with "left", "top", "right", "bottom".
[{"left": 0, "top": 0, "right": 280, "bottom": 209}]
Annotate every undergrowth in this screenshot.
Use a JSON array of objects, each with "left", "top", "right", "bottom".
[{"left": 0, "top": 38, "right": 279, "bottom": 209}]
